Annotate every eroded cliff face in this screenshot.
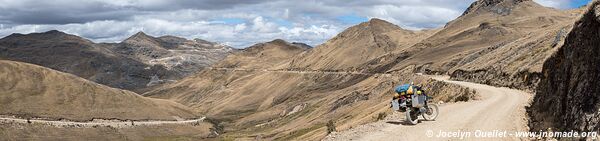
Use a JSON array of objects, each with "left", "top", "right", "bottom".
[{"left": 529, "top": 0, "right": 600, "bottom": 134}]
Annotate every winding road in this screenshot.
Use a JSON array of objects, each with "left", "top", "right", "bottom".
[
  {"left": 207, "top": 67, "right": 393, "bottom": 77},
  {"left": 0, "top": 116, "right": 206, "bottom": 128},
  {"left": 324, "top": 76, "right": 532, "bottom": 141}
]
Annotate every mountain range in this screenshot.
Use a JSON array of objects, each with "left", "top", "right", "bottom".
[
  {"left": 0, "top": 31, "right": 233, "bottom": 93},
  {"left": 1, "top": 0, "right": 599, "bottom": 140},
  {"left": 140, "top": 0, "right": 587, "bottom": 139}
]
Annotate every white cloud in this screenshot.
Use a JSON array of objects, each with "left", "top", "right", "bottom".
[
  {"left": 366, "top": 4, "right": 463, "bottom": 29},
  {"left": 234, "top": 23, "right": 247, "bottom": 32},
  {"left": 533, "top": 0, "right": 571, "bottom": 9},
  {"left": 0, "top": 0, "right": 499, "bottom": 48},
  {"left": 251, "top": 16, "right": 278, "bottom": 33},
  {"left": 0, "top": 16, "right": 341, "bottom": 48}
]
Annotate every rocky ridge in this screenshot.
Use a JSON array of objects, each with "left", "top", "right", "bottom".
[{"left": 528, "top": 0, "right": 600, "bottom": 137}]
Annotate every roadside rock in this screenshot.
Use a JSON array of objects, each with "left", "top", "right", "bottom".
[
  {"left": 529, "top": 0, "right": 600, "bottom": 136},
  {"left": 451, "top": 69, "right": 542, "bottom": 92}
]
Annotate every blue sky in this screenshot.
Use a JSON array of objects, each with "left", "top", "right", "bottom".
[
  {"left": 337, "top": 14, "right": 370, "bottom": 25},
  {"left": 0, "top": 0, "right": 593, "bottom": 48},
  {"left": 571, "top": 0, "right": 592, "bottom": 8},
  {"left": 535, "top": 0, "right": 592, "bottom": 9}
]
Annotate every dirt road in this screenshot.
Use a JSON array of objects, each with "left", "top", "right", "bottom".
[
  {"left": 324, "top": 76, "right": 531, "bottom": 141},
  {"left": 207, "top": 67, "right": 392, "bottom": 77},
  {"left": 0, "top": 116, "right": 206, "bottom": 128}
]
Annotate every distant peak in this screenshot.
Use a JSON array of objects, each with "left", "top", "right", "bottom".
[
  {"left": 268, "top": 39, "right": 310, "bottom": 49},
  {"left": 368, "top": 18, "right": 386, "bottom": 23},
  {"left": 269, "top": 39, "right": 289, "bottom": 45},
  {"left": 269, "top": 39, "right": 312, "bottom": 50},
  {"left": 0, "top": 30, "right": 91, "bottom": 43},
  {"left": 45, "top": 30, "right": 65, "bottom": 34},
  {"left": 131, "top": 31, "right": 150, "bottom": 38},
  {"left": 479, "top": 0, "right": 530, "bottom": 6},
  {"left": 341, "top": 18, "right": 408, "bottom": 35},
  {"left": 123, "top": 31, "right": 156, "bottom": 43},
  {"left": 291, "top": 42, "right": 312, "bottom": 49},
  {"left": 366, "top": 18, "right": 396, "bottom": 26},
  {"left": 253, "top": 39, "right": 289, "bottom": 48},
  {"left": 461, "top": 0, "right": 531, "bottom": 16},
  {"left": 5, "top": 30, "right": 70, "bottom": 38},
  {"left": 369, "top": 18, "right": 391, "bottom": 24},
  {"left": 3, "top": 33, "right": 24, "bottom": 39},
  {"left": 244, "top": 39, "right": 309, "bottom": 53},
  {"left": 28, "top": 30, "right": 71, "bottom": 36}
]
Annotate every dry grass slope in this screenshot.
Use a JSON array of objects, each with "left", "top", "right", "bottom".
[
  {"left": 0, "top": 60, "right": 197, "bottom": 121},
  {"left": 144, "top": 39, "right": 477, "bottom": 140},
  {"left": 214, "top": 39, "right": 309, "bottom": 69},
  {"left": 287, "top": 19, "right": 435, "bottom": 71}
]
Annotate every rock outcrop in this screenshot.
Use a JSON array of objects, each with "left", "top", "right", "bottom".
[
  {"left": 461, "top": 0, "right": 530, "bottom": 16},
  {"left": 113, "top": 32, "right": 233, "bottom": 77},
  {"left": 529, "top": 0, "right": 600, "bottom": 135}
]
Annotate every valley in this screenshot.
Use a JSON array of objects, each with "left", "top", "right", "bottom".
[{"left": 1, "top": 0, "right": 599, "bottom": 140}]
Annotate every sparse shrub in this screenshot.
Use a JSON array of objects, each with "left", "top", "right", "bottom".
[
  {"left": 206, "top": 118, "right": 224, "bottom": 137},
  {"left": 376, "top": 112, "right": 387, "bottom": 121},
  {"left": 191, "top": 121, "right": 200, "bottom": 126},
  {"left": 326, "top": 120, "right": 336, "bottom": 134}
]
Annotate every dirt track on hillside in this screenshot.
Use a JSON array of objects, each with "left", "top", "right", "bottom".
[
  {"left": 0, "top": 116, "right": 206, "bottom": 128},
  {"left": 207, "top": 67, "right": 392, "bottom": 76},
  {"left": 323, "top": 76, "right": 531, "bottom": 141}
]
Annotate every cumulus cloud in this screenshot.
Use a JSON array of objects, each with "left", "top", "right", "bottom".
[
  {"left": 0, "top": 0, "right": 580, "bottom": 48},
  {"left": 533, "top": 0, "right": 571, "bottom": 9}
]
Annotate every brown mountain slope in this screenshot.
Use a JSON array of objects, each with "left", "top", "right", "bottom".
[
  {"left": 144, "top": 39, "right": 475, "bottom": 140},
  {"left": 145, "top": 39, "right": 311, "bottom": 99},
  {"left": 287, "top": 18, "right": 435, "bottom": 71},
  {"left": 0, "top": 30, "right": 231, "bottom": 93},
  {"left": 443, "top": 0, "right": 579, "bottom": 90},
  {"left": 0, "top": 60, "right": 197, "bottom": 121},
  {"left": 375, "top": 0, "right": 580, "bottom": 91},
  {"left": 213, "top": 39, "right": 309, "bottom": 69},
  {"left": 145, "top": 70, "right": 475, "bottom": 140},
  {"left": 143, "top": 0, "right": 584, "bottom": 140},
  {"left": 529, "top": 0, "right": 600, "bottom": 135},
  {"left": 0, "top": 30, "right": 172, "bottom": 92}
]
